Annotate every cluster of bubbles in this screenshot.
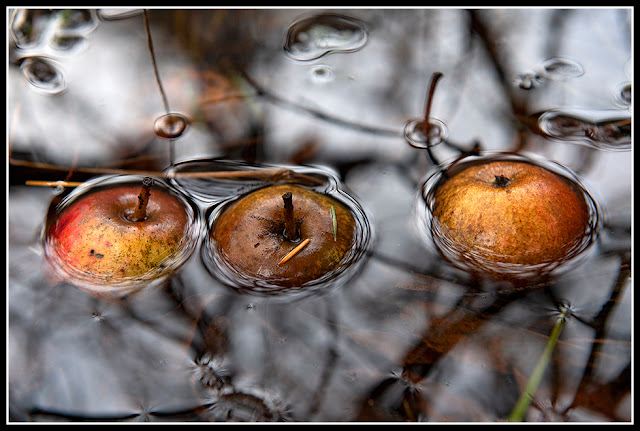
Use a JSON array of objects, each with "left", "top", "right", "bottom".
[{"left": 10, "top": 9, "right": 101, "bottom": 94}]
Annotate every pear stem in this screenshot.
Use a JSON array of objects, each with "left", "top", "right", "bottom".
[
  {"left": 131, "top": 177, "right": 154, "bottom": 222},
  {"left": 282, "top": 192, "right": 298, "bottom": 241}
]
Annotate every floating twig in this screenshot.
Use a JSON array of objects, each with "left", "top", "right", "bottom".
[
  {"left": 11, "top": 157, "right": 325, "bottom": 185},
  {"left": 25, "top": 180, "right": 85, "bottom": 188},
  {"left": 278, "top": 238, "right": 310, "bottom": 265}
]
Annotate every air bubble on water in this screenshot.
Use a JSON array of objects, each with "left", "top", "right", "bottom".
[
  {"left": 403, "top": 117, "right": 448, "bottom": 149},
  {"left": 11, "top": 9, "right": 98, "bottom": 50},
  {"left": 515, "top": 72, "right": 542, "bottom": 90},
  {"left": 537, "top": 108, "right": 631, "bottom": 151},
  {"left": 10, "top": 9, "right": 55, "bottom": 48},
  {"left": 19, "top": 56, "right": 67, "bottom": 95},
  {"left": 284, "top": 12, "right": 368, "bottom": 61},
  {"left": 57, "top": 9, "right": 99, "bottom": 33},
  {"left": 154, "top": 112, "right": 190, "bottom": 139},
  {"left": 614, "top": 82, "right": 631, "bottom": 107},
  {"left": 514, "top": 57, "right": 584, "bottom": 90},
  {"left": 49, "top": 34, "right": 88, "bottom": 53},
  {"left": 309, "top": 64, "right": 335, "bottom": 84},
  {"left": 539, "top": 57, "right": 584, "bottom": 81}
]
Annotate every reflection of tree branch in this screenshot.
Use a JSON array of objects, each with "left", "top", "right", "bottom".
[
  {"left": 306, "top": 297, "right": 340, "bottom": 421},
  {"left": 240, "top": 71, "right": 403, "bottom": 138},
  {"left": 563, "top": 252, "right": 631, "bottom": 418},
  {"left": 468, "top": 10, "right": 529, "bottom": 150}
]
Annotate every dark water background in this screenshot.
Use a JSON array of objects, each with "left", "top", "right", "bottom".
[{"left": 8, "top": 8, "right": 632, "bottom": 422}]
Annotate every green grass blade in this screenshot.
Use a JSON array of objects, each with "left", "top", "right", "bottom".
[{"left": 507, "top": 306, "right": 569, "bottom": 422}]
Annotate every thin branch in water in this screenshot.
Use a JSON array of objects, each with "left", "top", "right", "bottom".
[
  {"left": 143, "top": 9, "right": 170, "bottom": 114},
  {"left": 422, "top": 72, "right": 444, "bottom": 168}
]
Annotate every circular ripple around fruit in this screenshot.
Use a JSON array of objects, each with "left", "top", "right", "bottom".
[
  {"left": 417, "top": 152, "right": 599, "bottom": 280},
  {"left": 43, "top": 175, "right": 202, "bottom": 297},
  {"left": 201, "top": 165, "right": 373, "bottom": 300}
]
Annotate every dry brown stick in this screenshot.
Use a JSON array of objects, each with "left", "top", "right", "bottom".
[{"left": 278, "top": 238, "right": 311, "bottom": 265}]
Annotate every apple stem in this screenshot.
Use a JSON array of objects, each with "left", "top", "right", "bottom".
[
  {"left": 131, "top": 177, "right": 154, "bottom": 222},
  {"left": 282, "top": 192, "right": 298, "bottom": 241},
  {"left": 494, "top": 175, "right": 512, "bottom": 188}
]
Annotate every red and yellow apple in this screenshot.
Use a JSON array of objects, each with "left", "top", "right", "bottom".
[
  {"left": 44, "top": 177, "right": 197, "bottom": 291},
  {"left": 210, "top": 184, "right": 356, "bottom": 287},
  {"left": 429, "top": 158, "right": 592, "bottom": 277}
]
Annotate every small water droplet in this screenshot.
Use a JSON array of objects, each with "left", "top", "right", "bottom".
[
  {"left": 20, "top": 56, "right": 67, "bottom": 94},
  {"left": 515, "top": 72, "right": 542, "bottom": 90},
  {"left": 284, "top": 12, "right": 368, "bottom": 61},
  {"left": 403, "top": 117, "right": 448, "bottom": 149},
  {"left": 91, "top": 312, "right": 104, "bottom": 322},
  {"left": 309, "top": 64, "right": 335, "bottom": 84},
  {"left": 614, "top": 82, "right": 631, "bottom": 107},
  {"left": 154, "top": 112, "right": 190, "bottom": 139},
  {"left": 539, "top": 57, "right": 584, "bottom": 81}
]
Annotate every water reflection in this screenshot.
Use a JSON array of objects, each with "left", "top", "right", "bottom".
[{"left": 8, "top": 8, "right": 631, "bottom": 423}]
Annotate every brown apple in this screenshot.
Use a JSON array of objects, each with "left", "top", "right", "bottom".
[
  {"left": 430, "top": 159, "right": 592, "bottom": 276},
  {"left": 44, "top": 177, "right": 197, "bottom": 291},
  {"left": 210, "top": 184, "right": 356, "bottom": 287}
]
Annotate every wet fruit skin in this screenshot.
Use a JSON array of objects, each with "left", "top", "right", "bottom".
[
  {"left": 431, "top": 160, "right": 590, "bottom": 272},
  {"left": 212, "top": 184, "right": 356, "bottom": 287},
  {"left": 47, "top": 185, "right": 189, "bottom": 283}
]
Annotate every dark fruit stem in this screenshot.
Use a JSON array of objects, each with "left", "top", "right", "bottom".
[
  {"left": 282, "top": 192, "right": 298, "bottom": 241},
  {"left": 423, "top": 72, "right": 444, "bottom": 137},
  {"left": 423, "top": 72, "right": 444, "bottom": 168},
  {"left": 494, "top": 174, "right": 512, "bottom": 188},
  {"left": 131, "top": 177, "right": 154, "bottom": 222}
]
